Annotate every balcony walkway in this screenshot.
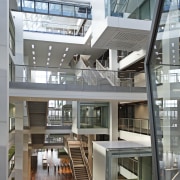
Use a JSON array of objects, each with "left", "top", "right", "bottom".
[{"left": 9, "top": 64, "right": 147, "bottom": 101}]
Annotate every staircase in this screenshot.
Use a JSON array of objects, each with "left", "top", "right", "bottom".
[{"left": 68, "top": 141, "right": 91, "bottom": 180}]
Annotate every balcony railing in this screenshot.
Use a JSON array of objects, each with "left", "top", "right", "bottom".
[
  {"left": 9, "top": 64, "right": 146, "bottom": 92},
  {"left": 119, "top": 118, "right": 150, "bottom": 135},
  {"left": 44, "top": 134, "right": 64, "bottom": 144},
  {"left": 23, "top": 19, "right": 91, "bottom": 36},
  {"left": 47, "top": 115, "right": 72, "bottom": 127},
  {"left": 119, "top": 157, "right": 138, "bottom": 176}
]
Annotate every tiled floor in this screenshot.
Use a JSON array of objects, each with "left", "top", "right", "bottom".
[{"left": 32, "top": 149, "right": 73, "bottom": 180}]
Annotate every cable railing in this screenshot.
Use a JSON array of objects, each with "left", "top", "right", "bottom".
[{"left": 119, "top": 118, "right": 150, "bottom": 135}]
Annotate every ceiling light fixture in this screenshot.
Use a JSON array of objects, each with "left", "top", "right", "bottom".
[
  {"left": 48, "top": 52, "right": 51, "bottom": 56},
  {"left": 47, "top": 62, "right": 49, "bottom": 65},
  {"left": 65, "top": 47, "right": 69, "bottom": 51},
  {"left": 33, "top": 57, "right": 35, "bottom": 60},
  {"left": 61, "top": 59, "right": 64, "bottom": 62},
  {"left": 33, "top": 61, "right": 36, "bottom": 64},
  {"left": 60, "top": 63, "right": 62, "bottom": 66},
  {"left": 47, "top": 58, "right": 50, "bottom": 61},
  {"left": 49, "top": 46, "right": 52, "bottom": 51},
  {"left": 32, "top": 51, "right": 35, "bottom": 55},
  {"left": 32, "top": 44, "right": 35, "bottom": 49},
  {"left": 63, "top": 54, "right": 66, "bottom": 57}
]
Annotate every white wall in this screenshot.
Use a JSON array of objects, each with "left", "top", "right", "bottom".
[
  {"left": 91, "top": 0, "right": 107, "bottom": 47},
  {"left": 119, "top": 131, "right": 151, "bottom": 146},
  {"left": 71, "top": 101, "right": 79, "bottom": 134},
  {"left": 134, "top": 103, "right": 149, "bottom": 129},
  {"left": 93, "top": 142, "right": 106, "bottom": 180},
  {"left": 134, "top": 103, "right": 149, "bottom": 119}
]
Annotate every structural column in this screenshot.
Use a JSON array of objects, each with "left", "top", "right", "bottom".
[
  {"left": 23, "top": 134, "right": 30, "bottom": 180},
  {"left": 15, "top": 102, "right": 24, "bottom": 180},
  {"left": 109, "top": 101, "right": 119, "bottom": 141},
  {"left": 109, "top": 49, "right": 119, "bottom": 71},
  {"left": 88, "top": 135, "right": 95, "bottom": 174},
  {"left": 0, "top": 0, "right": 9, "bottom": 179}
]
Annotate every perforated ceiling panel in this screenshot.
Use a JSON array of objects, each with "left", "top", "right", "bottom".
[
  {"left": 113, "top": 31, "right": 147, "bottom": 42},
  {"left": 92, "top": 21, "right": 151, "bottom": 51}
]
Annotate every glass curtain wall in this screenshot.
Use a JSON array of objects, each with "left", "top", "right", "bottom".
[
  {"left": 146, "top": 0, "right": 180, "bottom": 179},
  {"left": 105, "top": 0, "right": 155, "bottom": 20}
]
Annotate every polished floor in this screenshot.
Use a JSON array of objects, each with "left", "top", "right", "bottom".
[{"left": 32, "top": 149, "right": 73, "bottom": 180}]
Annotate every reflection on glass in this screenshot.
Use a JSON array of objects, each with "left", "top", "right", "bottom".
[
  {"left": 105, "top": 0, "right": 153, "bottom": 20},
  {"left": 35, "top": 2, "right": 48, "bottom": 13},
  {"left": 80, "top": 103, "right": 109, "bottom": 128},
  {"left": 49, "top": 4, "right": 62, "bottom": 15},
  {"left": 147, "top": 0, "right": 180, "bottom": 179}
]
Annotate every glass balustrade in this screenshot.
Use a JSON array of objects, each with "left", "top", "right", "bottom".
[
  {"left": 9, "top": 64, "right": 146, "bottom": 92},
  {"left": 16, "top": 0, "right": 92, "bottom": 19},
  {"left": 23, "top": 18, "right": 90, "bottom": 36},
  {"left": 119, "top": 118, "right": 150, "bottom": 135}
]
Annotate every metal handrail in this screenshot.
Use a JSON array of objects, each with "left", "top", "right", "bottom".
[
  {"left": 119, "top": 118, "right": 150, "bottom": 135},
  {"left": 23, "top": 19, "right": 90, "bottom": 36},
  {"left": 119, "top": 157, "right": 138, "bottom": 175},
  {"left": 9, "top": 64, "right": 147, "bottom": 91}
]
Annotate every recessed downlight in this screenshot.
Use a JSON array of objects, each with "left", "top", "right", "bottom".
[
  {"left": 60, "top": 63, "right": 62, "bottom": 66},
  {"left": 49, "top": 46, "right": 52, "bottom": 51},
  {"left": 63, "top": 54, "right": 66, "bottom": 57},
  {"left": 33, "top": 61, "right": 36, "bottom": 64},
  {"left": 33, "top": 57, "right": 35, "bottom": 60},
  {"left": 32, "top": 44, "right": 35, "bottom": 49},
  {"left": 48, "top": 52, "right": 51, "bottom": 56},
  {"left": 47, "top": 57, "right": 50, "bottom": 61},
  {"left": 32, "top": 51, "right": 35, "bottom": 55},
  {"left": 61, "top": 59, "right": 64, "bottom": 62},
  {"left": 65, "top": 47, "right": 69, "bottom": 51},
  {"left": 47, "top": 62, "right": 49, "bottom": 65}
]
